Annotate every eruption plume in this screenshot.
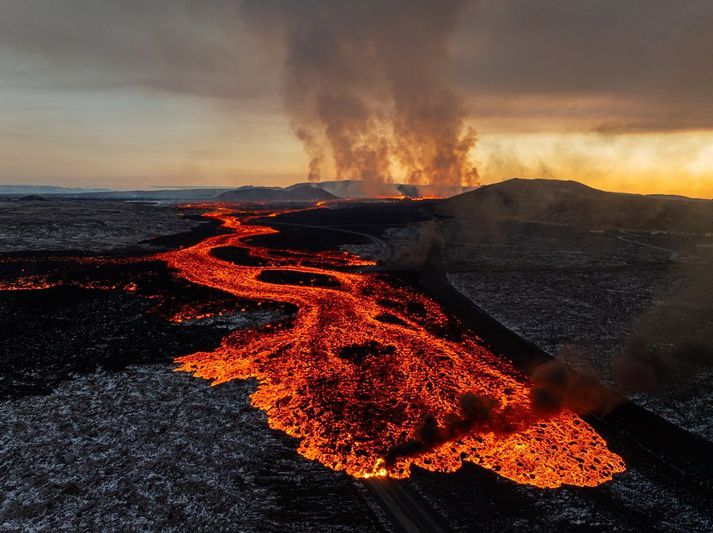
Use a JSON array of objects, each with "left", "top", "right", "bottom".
[{"left": 242, "top": 0, "right": 479, "bottom": 192}]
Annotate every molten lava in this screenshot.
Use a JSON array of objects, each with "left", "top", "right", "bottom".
[
  {"left": 0, "top": 205, "right": 625, "bottom": 488},
  {"left": 160, "top": 208, "right": 625, "bottom": 488}
]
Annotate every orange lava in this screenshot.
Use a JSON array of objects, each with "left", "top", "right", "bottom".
[{"left": 161, "top": 208, "right": 626, "bottom": 488}]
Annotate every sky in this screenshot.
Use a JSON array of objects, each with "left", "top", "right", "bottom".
[{"left": 0, "top": 0, "right": 711, "bottom": 197}]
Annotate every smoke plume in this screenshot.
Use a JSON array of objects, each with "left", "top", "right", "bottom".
[
  {"left": 241, "top": 0, "right": 478, "bottom": 191},
  {"left": 385, "top": 355, "right": 626, "bottom": 466},
  {"left": 530, "top": 359, "right": 622, "bottom": 416},
  {"left": 613, "top": 265, "right": 713, "bottom": 393},
  {"left": 388, "top": 220, "right": 443, "bottom": 268},
  {"left": 384, "top": 392, "right": 528, "bottom": 465}
]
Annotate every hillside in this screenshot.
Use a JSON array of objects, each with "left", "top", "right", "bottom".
[
  {"left": 79, "top": 188, "right": 231, "bottom": 200},
  {"left": 441, "top": 179, "right": 713, "bottom": 233},
  {"left": 216, "top": 184, "right": 336, "bottom": 203},
  {"left": 0, "top": 185, "right": 111, "bottom": 195},
  {"left": 291, "top": 180, "right": 471, "bottom": 199}
]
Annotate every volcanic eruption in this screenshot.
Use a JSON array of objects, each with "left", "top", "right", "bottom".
[
  {"left": 241, "top": 0, "right": 479, "bottom": 194},
  {"left": 0, "top": 0, "right": 629, "bottom": 481}
]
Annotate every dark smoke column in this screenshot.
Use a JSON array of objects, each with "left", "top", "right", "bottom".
[{"left": 242, "top": 0, "right": 478, "bottom": 192}]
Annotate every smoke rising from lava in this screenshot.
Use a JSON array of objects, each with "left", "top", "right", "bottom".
[
  {"left": 384, "top": 392, "right": 524, "bottom": 466},
  {"left": 613, "top": 264, "right": 713, "bottom": 394},
  {"left": 530, "top": 359, "right": 622, "bottom": 416},
  {"left": 241, "top": 0, "right": 479, "bottom": 192},
  {"left": 387, "top": 359, "right": 623, "bottom": 466}
]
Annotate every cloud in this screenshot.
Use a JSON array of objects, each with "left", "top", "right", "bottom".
[
  {"left": 454, "top": 0, "right": 713, "bottom": 131},
  {"left": 1, "top": 0, "right": 710, "bottom": 132},
  {"left": 0, "top": 0, "right": 276, "bottom": 99}
]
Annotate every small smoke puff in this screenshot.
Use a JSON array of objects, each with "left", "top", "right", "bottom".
[
  {"left": 415, "top": 414, "right": 442, "bottom": 447},
  {"left": 384, "top": 392, "right": 505, "bottom": 465},
  {"left": 389, "top": 220, "right": 442, "bottom": 268},
  {"left": 530, "top": 360, "right": 620, "bottom": 416},
  {"left": 459, "top": 392, "right": 496, "bottom": 424}
]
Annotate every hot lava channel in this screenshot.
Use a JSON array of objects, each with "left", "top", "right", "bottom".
[{"left": 155, "top": 208, "right": 625, "bottom": 488}]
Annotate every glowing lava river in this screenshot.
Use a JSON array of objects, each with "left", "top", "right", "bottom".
[{"left": 2, "top": 206, "right": 626, "bottom": 488}]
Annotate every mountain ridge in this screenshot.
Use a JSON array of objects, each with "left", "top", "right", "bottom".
[{"left": 441, "top": 178, "right": 713, "bottom": 233}]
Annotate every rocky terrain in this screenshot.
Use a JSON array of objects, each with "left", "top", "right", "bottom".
[
  {"left": 0, "top": 365, "right": 380, "bottom": 532},
  {"left": 2, "top": 195, "right": 713, "bottom": 531},
  {"left": 434, "top": 180, "right": 713, "bottom": 443},
  {"left": 0, "top": 199, "right": 209, "bottom": 253}
]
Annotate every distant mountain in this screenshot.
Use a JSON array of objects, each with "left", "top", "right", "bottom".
[
  {"left": 217, "top": 184, "right": 336, "bottom": 203},
  {"left": 0, "top": 179, "right": 468, "bottom": 201},
  {"left": 0, "top": 185, "right": 231, "bottom": 200},
  {"left": 291, "top": 180, "right": 472, "bottom": 199},
  {"left": 18, "top": 195, "right": 49, "bottom": 202},
  {"left": 0, "top": 185, "right": 111, "bottom": 195},
  {"left": 441, "top": 178, "right": 713, "bottom": 233},
  {"left": 78, "top": 188, "right": 231, "bottom": 200}
]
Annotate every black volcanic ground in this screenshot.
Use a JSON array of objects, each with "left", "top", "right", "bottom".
[{"left": 1, "top": 186, "right": 713, "bottom": 531}]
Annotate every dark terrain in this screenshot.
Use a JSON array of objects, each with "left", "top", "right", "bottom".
[{"left": 2, "top": 190, "right": 713, "bottom": 531}]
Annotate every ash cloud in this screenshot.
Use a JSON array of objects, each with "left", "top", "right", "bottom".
[
  {"left": 241, "top": 0, "right": 479, "bottom": 190},
  {"left": 2, "top": 0, "right": 712, "bottom": 137},
  {"left": 457, "top": 0, "right": 713, "bottom": 132},
  {"left": 0, "top": 0, "right": 273, "bottom": 100}
]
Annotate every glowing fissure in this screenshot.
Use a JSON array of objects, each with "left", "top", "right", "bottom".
[
  {"left": 0, "top": 206, "right": 625, "bottom": 487},
  {"left": 161, "top": 208, "right": 625, "bottom": 488}
]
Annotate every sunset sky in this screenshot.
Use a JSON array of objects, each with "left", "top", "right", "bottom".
[{"left": 1, "top": 0, "right": 711, "bottom": 197}]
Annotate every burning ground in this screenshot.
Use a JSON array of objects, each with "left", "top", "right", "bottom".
[{"left": 168, "top": 210, "right": 625, "bottom": 487}]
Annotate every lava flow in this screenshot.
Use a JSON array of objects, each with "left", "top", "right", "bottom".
[
  {"left": 0, "top": 205, "right": 625, "bottom": 487},
  {"left": 157, "top": 207, "right": 626, "bottom": 488}
]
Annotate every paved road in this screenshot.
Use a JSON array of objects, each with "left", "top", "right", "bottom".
[
  {"left": 362, "top": 478, "right": 450, "bottom": 533},
  {"left": 263, "top": 219, "right": 393, "bottom": 262},
  {"left": 617, "top": 231, "right": 681, "bottom": 261}
]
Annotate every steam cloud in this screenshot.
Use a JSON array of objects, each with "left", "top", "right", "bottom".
[{"left": 241, "top": 0, "right": 479, "bottom": 191}]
